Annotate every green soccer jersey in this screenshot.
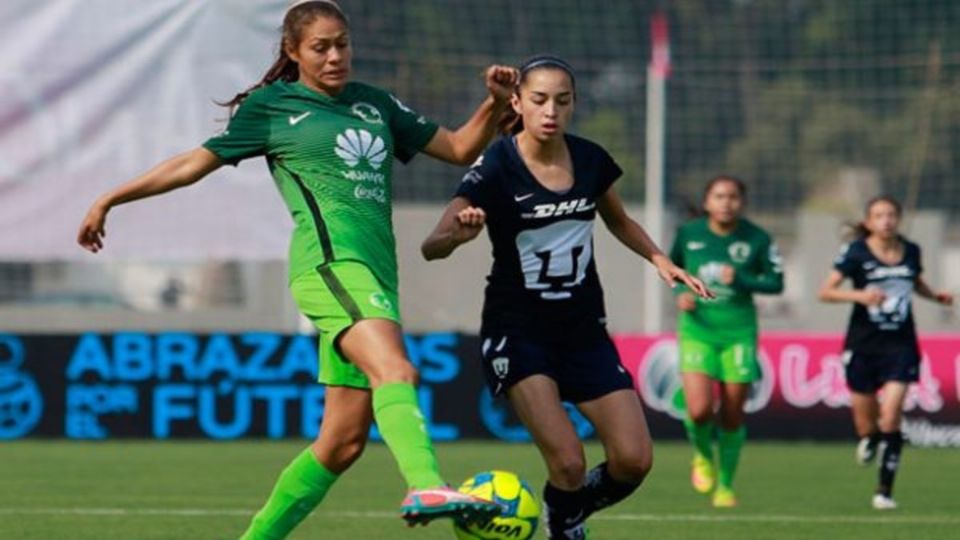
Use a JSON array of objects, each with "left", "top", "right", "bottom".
[
  {"left": 669, "top": 217, "right": 783, "bottom": 343},
  {"left": 203, "top": 80, "right": 439, "bottom": 290}
]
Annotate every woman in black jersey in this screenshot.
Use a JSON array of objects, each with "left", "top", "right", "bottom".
[
  {"left": 422, "top": 56, "right": 711, "bottom": 539},
  {"left": 819, "top": 195, "right": 953, "bottom": 510}
]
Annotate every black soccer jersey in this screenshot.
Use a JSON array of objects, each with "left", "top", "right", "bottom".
[
  {"left": 455, "top": 134, "right": 622, "bottom": 339},
  {"left": 833, "top": 238, "right": 923, "bottom": 356}
]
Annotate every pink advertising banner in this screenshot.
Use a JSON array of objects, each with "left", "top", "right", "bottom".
[{"left": 614, "top": 334, "right": 960, "bottom": 446}]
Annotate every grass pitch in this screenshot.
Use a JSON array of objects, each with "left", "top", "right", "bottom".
[{"left": 1, "top": 441, "right": 957, "bottom": 539}]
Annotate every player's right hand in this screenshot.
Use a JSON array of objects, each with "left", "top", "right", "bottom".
[
  {"left": 454, "top": 206, "right": 486, "bottom": 243},
  {"left": 484, "top": 65, "right": 520, "bottom": 103},
  {"left": 77, "top": 201, "right": 109, "bottom": 253},
  {"left": 677, "top": 292, "right": 697, "bottom": 312},
  {"left": 858, "top": 287, "right": 886, "bottom": 307}
]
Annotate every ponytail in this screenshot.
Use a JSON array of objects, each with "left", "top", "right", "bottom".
[{"left": 220, "top": 56, "right": 299, "bottom": 111}]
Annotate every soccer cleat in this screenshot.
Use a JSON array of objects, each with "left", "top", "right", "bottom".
[
  {"left": 400, "top": 486, "right": 504, "bottom": 527},
  {"left": 712, "top": 486, "right": 737, "bottom": 508},
  {"left": 872, "top": 494, "right": 897, "bottom": 510},
  {"left": 856, "top": 436, "right": 879, "bottom": 466},
  {"left": 690, "top": 454, "right": 716, "bottom": 494}
]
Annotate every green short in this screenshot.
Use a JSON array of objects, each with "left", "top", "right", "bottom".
[
  {"left": 678, "top": 337, "right": 760, "bottom": 383},
  {"left": 289, "top": 261, "right": 401, "bottom": 389}
]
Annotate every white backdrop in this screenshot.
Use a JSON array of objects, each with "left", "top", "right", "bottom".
[{"left": 0, "top": 0, "right": 295, "bottom": 260}]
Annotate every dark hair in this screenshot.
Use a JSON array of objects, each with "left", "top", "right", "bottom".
[
  {"left": 683, "top": 174, "right": 747, "bottom": 218},
  {"left": 499, "top": 55, "right": 577, "bottom": 135},
  {"left": 847, "top": 195, "right": 903, "bottom": 240},
  {"left": 703, "top": 174, "right": 747, "bottom": 201},
  {"left": 221, "top": 1, "right": 349, "bottom": 110}
]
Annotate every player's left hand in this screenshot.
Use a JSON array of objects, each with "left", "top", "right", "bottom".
[
  {"left": 719, "top": 264, "right": 736, "bottom": 285},
  {"left": 484, "top": 65, "right": 519, "bottom": 103},
  {"left": 935, "top": 291, "right": 954, "bottom": 306},
  {"left": 453, "top": 206, "right": 487, "bottom": 243},
  {"left": 653, "top": 255, "right": 715, "bottom": 299}
]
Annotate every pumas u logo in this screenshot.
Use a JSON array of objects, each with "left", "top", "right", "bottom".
[{"left": 335, "top": 129, "right": 387, "bottom": 170}]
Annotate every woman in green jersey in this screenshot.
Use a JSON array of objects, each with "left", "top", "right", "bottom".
[
  {"left": 669, "top": 175, "right": 784, "bottom": 508},
  {"left": 77, "top": 1, "right": 517, "bottom": 537}
]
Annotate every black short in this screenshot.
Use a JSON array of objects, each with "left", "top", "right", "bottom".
[
  {"left": 479, "top": 331, "right": 635, "bottom": 403},
  {"left": 843, "top": 350, "right": 920, "bottom": 393}
]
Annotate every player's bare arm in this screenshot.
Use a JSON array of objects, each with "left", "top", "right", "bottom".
[
  {"left": 915, "top": 275, "right": 954, "bottom": 306},
  {"left": 77, "top": 148, "right": 223, "bottom": 253},
  {"left": 421, "top": 197, "right": 486, "bottom": 260},
  {"left": 597, "top": 187, "right": 713, "bottom": 299},
  {"left": 818, "top": 270, "right": 885, "bottom": 306},
  {"left": 422, "top": 65, "right": 518, "bottom": 165}
]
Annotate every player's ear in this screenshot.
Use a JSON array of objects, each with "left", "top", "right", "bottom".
[{"left": 510, "top": 92, "right": 522, "bottom": 116}]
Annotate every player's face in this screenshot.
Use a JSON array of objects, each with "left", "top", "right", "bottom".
[
  {"left": 865, "top": 201, "right": 900, "bottom": 240},
  {"left": 287, "top": 16, "right": 352, "bottom": 96},
  {"left": 703, "top": 180, "right": 743, "bottom": 226},
  {"left": 512, "top": 69, "right": 574, "bottom": 142}
]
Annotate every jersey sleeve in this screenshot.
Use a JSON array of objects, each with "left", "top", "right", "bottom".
[
  {"left": 734, "top": 235, "right": 785, "bottom": 294},
  {"left": 833, "top": 242, "right": 858, "bottom": 277},
  {"left": 453, "top": 152, "right": 497, "bottom": 209},
  {"left": 202, "top": 94, "right": 270, "bottom": 166},
  {"left": 384, "top": 92, "right": 440, "bottom": 164},
  {"left": 596, "top": 147, "right": 624, "bottom": 195},
  {"left": 913, "top": 242, "right": 924, "bottom": 275}
]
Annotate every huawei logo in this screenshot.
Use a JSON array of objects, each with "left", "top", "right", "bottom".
[{"left": 335, "top": 129, "right": 387, "bottom": 170}]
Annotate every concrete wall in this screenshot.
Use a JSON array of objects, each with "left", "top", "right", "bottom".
[{"left": 1, "top": 206, "right": 956, "bottom": 334}]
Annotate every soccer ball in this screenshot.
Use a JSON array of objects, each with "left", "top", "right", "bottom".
[{"left": 453, "top": 470, "right": 540, "bottom": 540}]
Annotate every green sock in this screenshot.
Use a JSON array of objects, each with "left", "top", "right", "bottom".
[
  {"left": 373, "top": 382, "right": 445, "bottom": 490},
  {"left": 717, "top": 426, "right": 747, "bottom": 489},
  {"left": 240, "top": 448, "right": 339, "bottom": 540},
  {"left": 683, "top": 416, "right": 715, "bottom": 462}
]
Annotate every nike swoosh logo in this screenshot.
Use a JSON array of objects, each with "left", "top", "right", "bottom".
[
  {"left": 514, "top": 193, "right": 534, "bottom": 202},
  {"left": 288, "top": 112, "right": 312, "bottom": 126}
]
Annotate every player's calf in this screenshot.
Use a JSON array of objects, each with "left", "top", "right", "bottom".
[
  {"left": 581, "top": 461, "right": 645, "bottom": 518},
  {"left": 856, "top": 432, "right": 881, "bottom": 465},
  {"left": 873, "top": 431, "right": 904, "bottom": 509}
]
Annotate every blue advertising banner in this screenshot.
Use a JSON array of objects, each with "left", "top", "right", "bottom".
[
  {"left": 0, "top": 332, "right": 596, "bottom": 441},
  {"left": 8, "top": 332, "right": 954, "bottom": 444}
]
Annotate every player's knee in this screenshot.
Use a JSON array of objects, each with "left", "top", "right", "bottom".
[
  {"left": 548, "top": 453, "right": 587, "bottom": 488},
  {"left": 687, "top": 406, "right": 713, "bottom": 424},
  {"left": 369, "top": 358, "right": 419, "bottom": 386},
  {"left": 610, "top": 450, "right": 653, "bottom": 485}
]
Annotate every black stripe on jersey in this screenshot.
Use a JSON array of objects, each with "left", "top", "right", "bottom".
[
  {"left": 283, "top": 164, "right": 336, "bottom": 263},
  {"left": 317, "top": 265, "right": 363, "bottom": 322}
]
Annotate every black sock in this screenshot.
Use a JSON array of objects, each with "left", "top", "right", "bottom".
[
  {"left": 582, "top": 462, "right": 643, "bottom": 517},
  {"left": 543, "top": 483, "right": 586, "bottom": 539},
  {"left": 877, "top": 431, "right": 904, "bottom": 497}
]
